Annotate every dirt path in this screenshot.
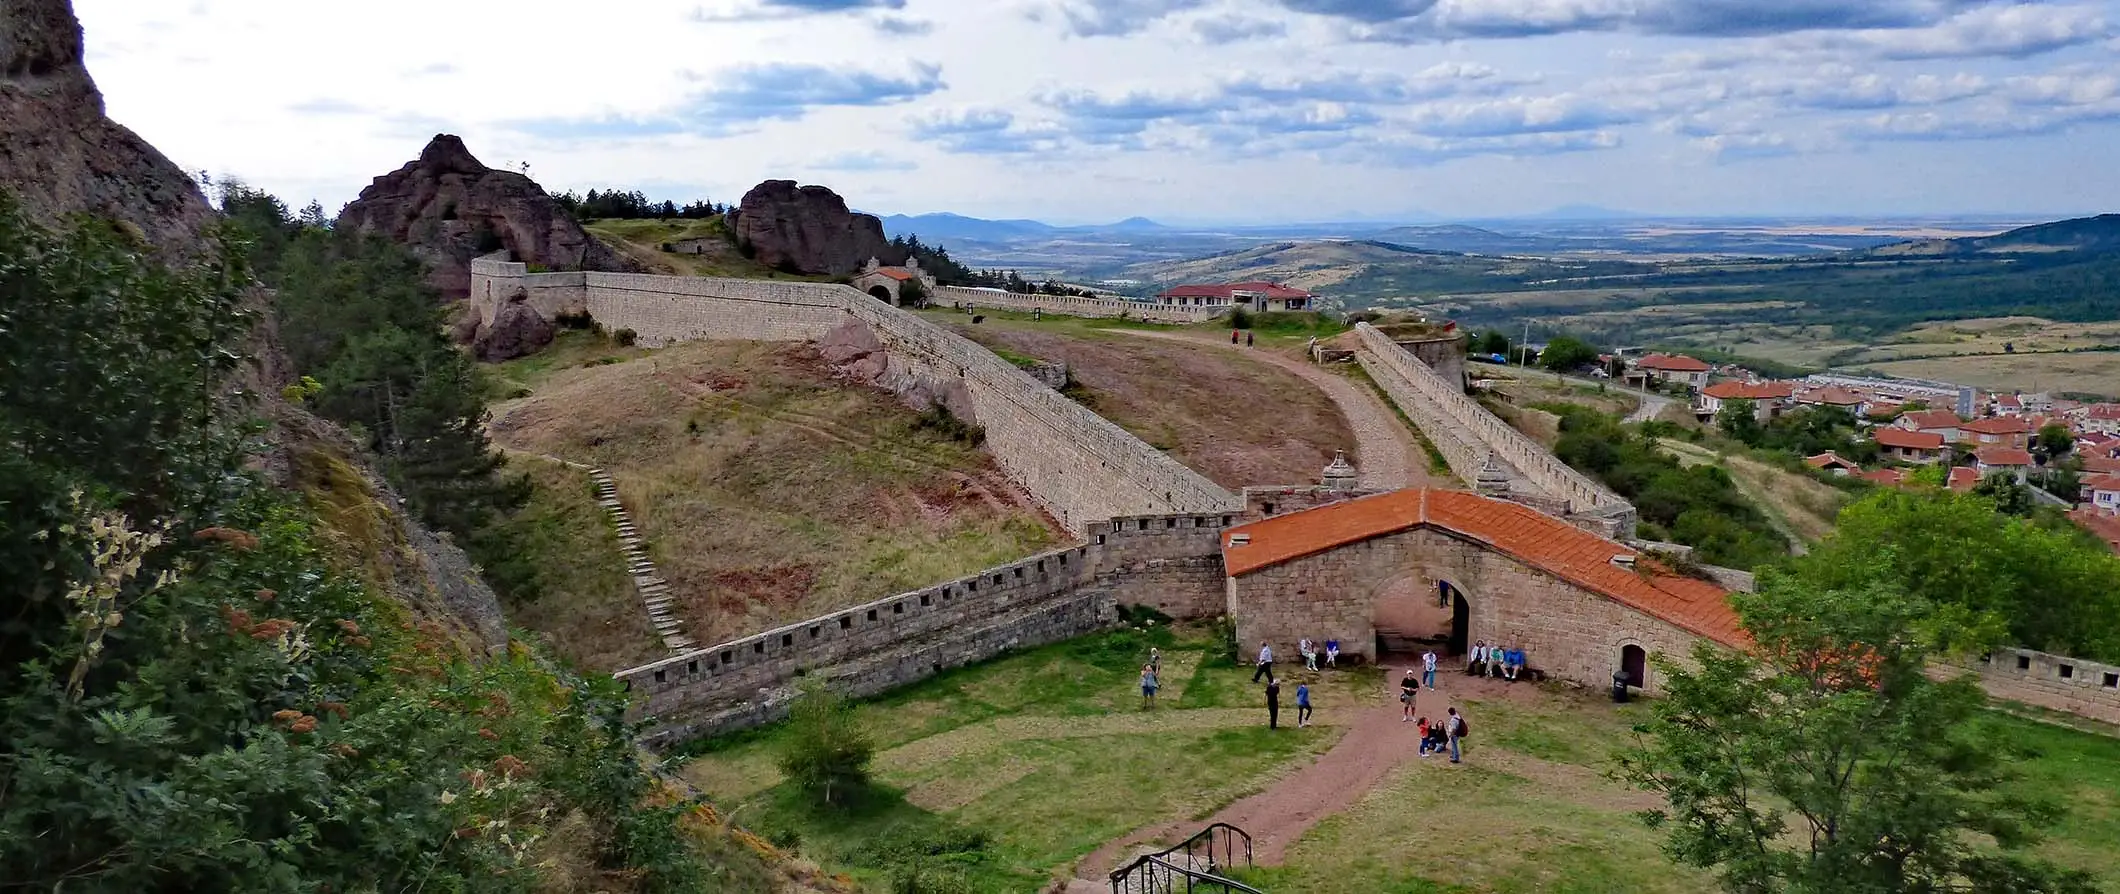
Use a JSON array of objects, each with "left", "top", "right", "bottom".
[
  {"left": 1114, "top": 331, "right": 1450, "bottom": 491},
  {"left": 1072, "top": 661, "right": 1518, "bottom": 884}
]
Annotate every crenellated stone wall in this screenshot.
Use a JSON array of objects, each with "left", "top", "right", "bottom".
[
  {"left": 1952, "top": 648, "right": 2120, "bottom": 725},
  {"left": 933, "top": 286, "right": 1230, "bottom": 324},
  {"left": 1352, "top": 323, "right": 1635, "bottom": 537},
  {"left": 616, "top": 511, "right": 1239, "bottom": 744},
  {"left": 468, "top": 259, "right": 1241, "bottom": 533}
]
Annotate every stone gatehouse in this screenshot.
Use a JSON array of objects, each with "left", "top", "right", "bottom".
[{"left": 1221, "top": 489, "right": 1744, "bottom": 694}]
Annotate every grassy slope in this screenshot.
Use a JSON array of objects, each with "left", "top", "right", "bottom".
[
  {"left": 584, "top": 217, "right": 839, "bottom": 281},
  {"left": 505, "top": 455, "right": 667, "bottom": 671},
  {"left": 488, "top": 333, "right": 1063, "bottom": 651},
  {"left": 921, "top": 309, "right": 1358, "bottom": 489},
  {"left": 680, "top": 622, "right": 2120, "bottom": 893},
  {"left": 677, "top": 626, "right": 1357, "bottom": 892}
]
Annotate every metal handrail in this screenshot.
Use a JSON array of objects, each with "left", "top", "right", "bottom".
[{"left": 1109, "top": 823, "right": 1259, "bottom": 894}]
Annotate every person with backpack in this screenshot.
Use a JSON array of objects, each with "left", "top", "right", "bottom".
[
  {"left": 1295, "top": 682, "right": 1313, "bottom": 728},
  {"left": 1447, "top": 707, "right": 1468, "bottom": 763}
]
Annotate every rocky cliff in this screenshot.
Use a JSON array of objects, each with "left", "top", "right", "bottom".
[
  {"left": 731, "top": 179, "right": 894, "bottom": 277},
  {"left": 336, "top": 134, "right": 632, "bottom": 298},
  {"left": 0, "top": 0, "right": 215, "bottom": 254}
]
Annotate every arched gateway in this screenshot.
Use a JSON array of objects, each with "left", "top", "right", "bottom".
[{"left": 1220, "top": 489, "right": 1745, "bottom": 694}]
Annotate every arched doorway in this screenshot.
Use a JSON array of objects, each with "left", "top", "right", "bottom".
[
  {"left": 867, "top": 285, "right": 895, "bottom": 304},
  {"left": 1446, "top": 585, "right": 1470, "bottom": 656},
  {"left": 1370, "top": 573, "right": 1461, "bottom": 660},
  {"left": 1620, "top": 643, "right": 1647, "bottom": 690}
]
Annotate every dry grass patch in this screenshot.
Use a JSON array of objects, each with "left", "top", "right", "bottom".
[
  {"left": 1862, "top": 350, "right": 2120, "bottom": 399},
  {"left": 490, "top": 338, "right": 1063, "bottom": 647},
  {"left": 932, "top": 313, "right": 1356, "bottom": 488},
  {"left": 502, "top": 456, "right": 664, "bottom": 671}
]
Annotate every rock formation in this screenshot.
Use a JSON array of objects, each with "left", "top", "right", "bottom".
[
  {"left": 730, "top": 179, "right": 894, "bottom": 277},
  {"left": 336, "top": 134, "right": 632, "bottom": 298},
  {"left": 472, "top": 287, "right": 555, "bottom": 362},
  {"left": 0, "top": 0, "right": 215, "bottom": 255},
  {"left": 817, "top": 319, "right": 977, "bottom": 422}
]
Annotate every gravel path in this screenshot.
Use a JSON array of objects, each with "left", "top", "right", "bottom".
[{"left": 1114, "top": 331, "right": 1452, "bottom": 491}]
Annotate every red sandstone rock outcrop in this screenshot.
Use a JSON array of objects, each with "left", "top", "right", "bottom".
[
  {"left": 731, "top": 179, "right": 894, "bottom": 277},
  {"left": 336, "top": 135, "right": 633, "bottom": 298},
  {"left": 473, "top": 287, "right": 555, "bottom": 363},
  {"left": 817, "top": 318, "right": 976, "bottom": 422},
  {"left": 0, "top": 0, "right": 215, "bottom": 255}
]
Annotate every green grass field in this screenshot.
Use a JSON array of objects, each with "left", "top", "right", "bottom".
[{"left": 676, "top": 624, "right": 2120, "bottom": 893}]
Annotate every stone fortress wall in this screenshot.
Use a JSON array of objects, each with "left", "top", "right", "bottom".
[
  {"left": 932, "top": 285, "right": 1230, "bottom": 324},
  {"left": 617, "top": 512, "right": 1238, "bottom": 744},
  {"left": 1351, "top": 323, "right": 1637, "bottom": 538},
  {"left": 470, "top": 255, "right": 1240, "bottom": 533},
  {"left": 1954, "top": 648, "right": 2120, "bottom": 725}
]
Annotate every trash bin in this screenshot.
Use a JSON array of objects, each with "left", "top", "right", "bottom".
[{"left": 1612, "top": 669, "right": 1632, "bottom": 703}]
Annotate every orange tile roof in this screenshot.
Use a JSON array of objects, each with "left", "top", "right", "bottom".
[
  {"left": 872, "top": 268, "right": 917, "bottom": 281},
  {"left": 1798, "top": 386, "right": 1865, "bottom": 406},
  {"left": 1974, "top": 446, "right": 2034, "bottom": 466},
  {"left": 1859, "top": 468, "right": 1907, "bottom": 486},
  {"left": 1963, "top": 416, "right": 2033, "bottom": 435},
  {"left": 1703, "top": 381, "right": 1795, "bottom": 400},
  {"left": 1947, "top": 467, "right": 1979, "bottom": 491},
  {"left": 1873, "top": 428, "right": 1946, "bottom": 450},
  {"left": 2068, "top": 509, "right": 2120, "bottom": 554},
  {"left": 1220, "top": 489, "right": 1746, "bottom": 648},
  {"left": 2085, "top": 473, "right": 2120, "bottom": 492},
  {"left": 1899, "top": 409, "right": 1964, "bottom": 430},
  {"left": 1805, "top": 451, "right": 1859, "bottom": 470},
  {"left": 2083, "top": 456, "right": 2120, "bottom": 474},
  {"left": 1637, "top": 353, "right": 1710, "bottom": 372}
]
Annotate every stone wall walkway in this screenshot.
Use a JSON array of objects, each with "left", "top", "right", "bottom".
[
  {"left": 1114, "top": 330, "right": 1453, "bottom": 491},
  {"left": 591, "top": 468, "right": 693, "bottom": 652}
]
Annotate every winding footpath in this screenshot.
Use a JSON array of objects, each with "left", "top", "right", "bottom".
[{"left": 1112, "top": 330, "right": 1453, "bottom": 491}]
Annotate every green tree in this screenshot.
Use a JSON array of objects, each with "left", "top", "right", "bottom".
[
  {"left": 2036, "top": 423, "right": 2075, "bottom": 460},
  {"left": 1797, "top": 488, "right": 2120, "bottom": 660},
  {"left": 1618, "top": 575, "right": 2096, "bottom": 894},
  {"left": 1474, "top": 331, "right": 1510, "bottom": 357},
  {"left": 1537, "top": 334, "right": 1600, "bottom": 372},
  {"left": 776, "top": 678, "right": 874, "bottom": 805},
  {"left": 1973, "top": 471, "right": 2036, "bottom": 517},
  {"left": 1716, "top": 399, "right": 1764, "bottom": 446}
]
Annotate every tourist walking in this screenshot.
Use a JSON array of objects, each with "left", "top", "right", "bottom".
[
  {"left": 1447, "top": 707, "right": 1468, "bottom": 763},
  {"left": 1399, "top": 669, "right": 1419, "bottom": 721},
  {"left": 1245, "top": 331, "right": 1255, "bottom": 347},
  {"left": 1296, "top": 682, "right": 1312, "bottom": 728},
  {"left": 1252, "top": 641, "right": 1275, "bottom": 682},
  {"left": 1140, "top": 663, "right": 1159, "bottom": 707},
  {"left": 1232, "top": 329, "right": 1241, "bottom": 345},
  {"left": 1265, "top": 677, "right": 1281, "bottom": 730},
  {"left": 1421, "top": 649, "right": 1438, "bottom": 690},
  {"left": 1299, "top": 637, "right": 1318, "bottom": 671}
]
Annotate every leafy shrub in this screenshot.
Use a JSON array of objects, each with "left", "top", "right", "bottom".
[
  {"left": 614, "top": 327, "right": 639, "bottom": 347},
  {"left": 776, "top": 678, "right": 874, "bottom": 805},
  {"left": 1228, "top": 307, "right": 1254, "bottom": 329}
]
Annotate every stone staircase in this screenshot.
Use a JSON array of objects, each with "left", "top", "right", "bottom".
[{"left": 590, "top": 469, "right": 693, "bottom": 652}]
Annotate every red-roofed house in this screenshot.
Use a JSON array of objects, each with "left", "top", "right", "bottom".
[
  {"left": 2082, "top": 455, "right": 2120, "bottom": 475},
  {"left": 1860, "top": 468, "right": 1908, "bottom": 487},
  {"left": 1962, "top": 415, "right": 2033, "bottom": 448},
  {"left": 1805, "top": 452, "right": 1861, "bottom": 475},
  {"left": 1994, "top": 394, "right": 2025, "bottom": 416},
  {"left": 1154, "top": 281, "right": 1314, "bottom": 312},
  {"left": 1630, "top": 354, "right": 1711, "bottom": 390},
  {"left": 1696, "top": 380, "right": 1796, "bottom": 419},
  {"left": 1974, "top": 446, "right": 2034, "bottom": 482},
  {"left": 1873, "top": 427, "right": 1948, "bottom": 464},
  {"left": 1947, "top": 466, "right": 1980, "bottom": 492},
  {"left": 2085, "top": 474, "right": 2120, "bottom": 513},
  {"left": 2068, "top": 509, "right": 2120, "bottom": 555},
  {"left": 1220, "top": 489, "right": 1743, "bottom": 692},
  {"left": 1796, "top": 386, "right": 1868, "bottom": 414},
  {"left": 2082, "top": 404, "right": 2120, "bottom": 436},
  {"left": 1897, "top": 409, "right": 1965, "bottom": 442}
]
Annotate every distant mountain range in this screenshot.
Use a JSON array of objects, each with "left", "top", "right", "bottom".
[{"left": 1869, "top": 213, "right": 2120, "bottom": 258}]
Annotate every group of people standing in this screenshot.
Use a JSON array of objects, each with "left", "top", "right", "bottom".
[{"left": 1467, "top": 640, "right": 1527, "bottom": 680}]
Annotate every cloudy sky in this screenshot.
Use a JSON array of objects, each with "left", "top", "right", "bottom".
[{"left": 78, "top": 0, "right": 2120, "bottom": 224}]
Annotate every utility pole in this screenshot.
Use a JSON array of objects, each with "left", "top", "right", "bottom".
[{"left": 1521, "top": 319, "right": 1532, "bottom": 369}]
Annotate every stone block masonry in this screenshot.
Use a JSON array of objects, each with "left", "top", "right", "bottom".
[
  {"left": 468, "top": 257, "right": 1240, "bottom": 534},
  {"left": 1352, "top": 323, "right": 1636, "bottom": 537},
  {"left": 934, "top": 286, "right": 1231, "bottom": 324},
  {"left": 615, "top": 512, "right": 1240, "bottom": 744},
  {"left": 1952, "top": 648, "right": 2120, "bottom": 726}
]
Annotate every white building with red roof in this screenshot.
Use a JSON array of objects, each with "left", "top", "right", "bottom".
[
  {"left": 1962, "top": 415, "right": 2034, "bottom": 448},
  {"left": 1695, "top": 380, "right": 1796, "bottom": 419},
  {"left": 1629, "top": 354, "right": 1711, "bottom": 390},
  {"left": 2079, "top": 404, "right": 2120, "bottom": 436},
  {"left": 1974, "top": 446, "right": 2034, "bottom": 482},
  {"left": 1896, "top": 409, "right": 1966, "bottom": 442},
  {"left": 2086, "top": 473, "right": 2120, "bottom": 512},
  {"left": 1154, "top": 281, "right": 1314, "bottom": 312}
]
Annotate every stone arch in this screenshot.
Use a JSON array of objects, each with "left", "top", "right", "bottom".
[
  {"left": 1618, "top": 641, "right": 1648, "bottom": 690},
  {"left": 1365, "top": 568, "right": 1467, "bottom": 660},
  {"left": 867, "top": 284, "right": 896, "bottom": 304}
]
